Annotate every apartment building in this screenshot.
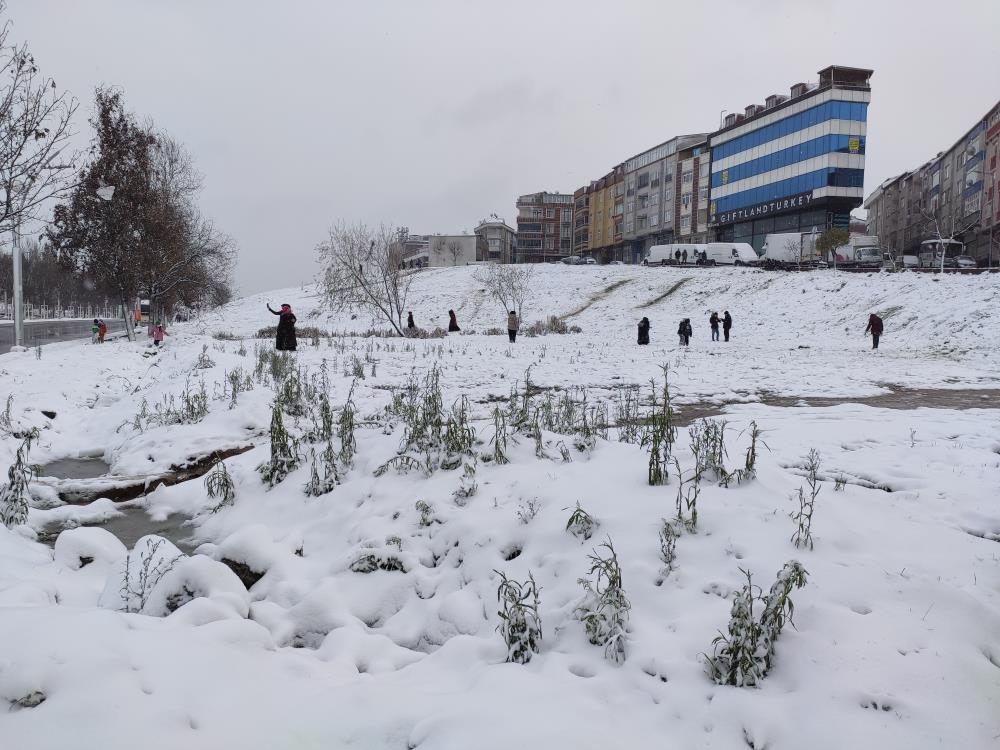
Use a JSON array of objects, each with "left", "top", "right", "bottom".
[
  {"left": 474, "top": 218, "right": 517, "bottom": 264},
  {"left": 588, "top": 165, "right": 626, "bottom": 261},
  {"left": 621, "top": 134, "right": 710, "bottom": 261},
  {"left": 865, "top": 99, "right": 1000, "bottom": 263},
  {"left": 709, "top": 66, "right": 873, "bottom": 253},
  {"left": 515, "top": 191, "right": 574, "bottom": 263}
]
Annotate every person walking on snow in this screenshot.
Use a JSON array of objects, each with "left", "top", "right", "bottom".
[
  {"left": 723, "top": 311, "right": 732, "bottom": 342},
  {"left": 507, "top": 310, "right": 520, "bottom": 343},
  {"left": 98, "top": 319, "right": 107, "bottom": 344},
  {"left": 865, "top": 313, "right": 883, "bottom": 350},
  {"left": 677, "top": 318, "right": 692, "bottom": 346},
  {"left": 448, "top": 309, "right": 460, "bottom": 332},
  {"left": 91, "top": 319, "right": 100, "bottom": 344},
  {"left": 152, "top": 320, "right": 168, "bottom": 347},
  {"left": 637, "top": 316, "right": 650, "bottom": 345},
  {"left": 709, "top": 311, "right": 720, "bottom": 342},
  {"left": 682, "top": 249, "right": 688, "bottom": 264},
  {"left": 407, "top": 311, "right": 415, "bottom": 330},
  {"left": 266, "top": 303, "right": 297, "bottom": 351},
  {"left": 674, "top": 249, "right": 681, "bottom": 264}
]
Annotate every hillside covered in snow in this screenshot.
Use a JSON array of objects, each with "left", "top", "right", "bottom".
[{"left": 0, "top": 265, "right": 998, "bottom": 749}]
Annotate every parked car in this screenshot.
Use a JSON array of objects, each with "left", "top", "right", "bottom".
[
  {"left": 955, "top": 255, "right": 977, "bottom": 269},
  {"left": 561, "top": 255, "right": 583, "bottom": 265},
  {"left": 583, "top": 257, "right": 597, "bottom": 265},
  {"left": 609, "top": 260, "right": 625, "bottom": 265}
]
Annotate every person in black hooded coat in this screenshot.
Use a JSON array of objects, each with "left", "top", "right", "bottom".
[
  {"left": 637, "top": 317, "right": 650, "bottom": 345},
  {"left": 267, "top": 303, "right": 297, "bottom": 351}
]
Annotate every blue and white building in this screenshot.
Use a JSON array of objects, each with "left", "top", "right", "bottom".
[{"left": 708, "top": 66, "right": 873, "bottom": 252}]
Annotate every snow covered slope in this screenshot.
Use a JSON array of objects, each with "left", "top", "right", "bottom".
[{"left": 0, "top": 265, "right": 998, "bottom": 749}]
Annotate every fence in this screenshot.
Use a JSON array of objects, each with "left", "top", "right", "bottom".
[{"left": 0, "top": 293, "right": 121, "bottom": 321}]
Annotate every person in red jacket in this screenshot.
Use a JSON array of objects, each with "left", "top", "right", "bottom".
[{"left": 864, "top": 313, "right": 884, "bottom": 350}]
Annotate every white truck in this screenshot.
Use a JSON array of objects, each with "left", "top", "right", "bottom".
[{"left": 762, "top": 233, "right": 818, "bottom": 264}]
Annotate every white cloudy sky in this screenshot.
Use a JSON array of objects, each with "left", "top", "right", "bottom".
[{"left": 7, "top": 0, "right": 998, "bottom": 293}]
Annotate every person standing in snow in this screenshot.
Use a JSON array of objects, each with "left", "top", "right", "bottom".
[
  {"left": 709, "top": 311, "right": 720, "bottom": 342},
  {"left": 448, "top": 310, "right": 460, "bottom": 332},
  {"left": 674, "top": 249, "right": 681, "bottom": 264},
  {"left": 407, "top": 311, "right": 415, "bottom": 330},
  {"left": 152, "top": 320, "right": 168, "bottom": 347},
  {"left": 507, "top": 310, "right": 520, "bottom": 343},
  {"left": 97, "top": 319, "right": 107, "bottom": 344},
  {"left": 864, "top": 313, "right": 883, "bottom": 350},
  {"left": 682, "top": 249, "right": 688, "bottom": 264},
  {"left": 91, "top": 319, "right": 100, "bottom": 344},
  {"left": 637, "top": 317, "right": 650, "bottom": 345},
  {"left": 677, "top": 318, "right": 688, "bottom": 346},
  {"left": 266, "top": 303, "right": 297, "bottom": 351},
  {"left": 723, "top": 311, "right": 732, "bottom": 342}
]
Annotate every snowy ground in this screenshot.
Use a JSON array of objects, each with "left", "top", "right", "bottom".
[{"left": 1, "top": 265, "right": 999, "bottom": 749}]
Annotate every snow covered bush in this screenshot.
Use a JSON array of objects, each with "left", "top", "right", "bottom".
[
  {"left": 719, "top": 420, "right": 765, "bottom": 488},
  {"left": 304, "top": 441, "right": 338, "bottom": 497},
  {"left": 193, "top": 343, "right": 215, "bottom": 369},
  {"left": 338, "top": 382, "right": 358, "bottom": 467},
  {"left": 490, "top": 406, "right": 509, "bottom": 464},
  {"left": 0, "top": 428, "right": 39, "bottom": 528},
  {"left": 226, "top": 367, "right": 254, "bottom": 409},
  {"left": 350, "top": 548, "right": 407, "bottom": 573},
  {"left": 53, "top": 526, "right": 126, "bottom": 570},
  {"left": 453, "top": 456, "right": 477, "bottom": 504},
  {"left": 205, "top": 458, "right": 237, "bottom": 512},
  {"left": 565, "top": 502, "right": 597, "bottom": 541},
  {"left": 258, "top": 402, "right": 300, "bottom": 488},
  {"left": 495, "top": 570, "right": 542, "bottom": 664},
  {"left": 689, "top": 418, "right": 728, "bottom": 481},
  {"left": 415, "top": 500, "right": 435, "bottom": 527},
  {"left": 706, "top": 561, "right": 809, "bottom": 687},
  {"left": 575, "top": 539, "right": 630, "bottom": 664},
  {"left": 672, "top": 457, "right": 701, "bottom": 531},
  {"left": 100, "top": 535, "right": 183, "bottom": 613},
  {"left": 658, "top": 518, "right": 679, "bottom": 579},
  {"left": 791, "top": 449, "right": 821, "bottom": 550}
]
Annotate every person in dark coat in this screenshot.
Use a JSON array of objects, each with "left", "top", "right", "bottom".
[
  {"left": 637, "top": 317, "right": 650, "bottom": 345},
  {"left": 448, "top": 310, "right": 460, "bottom": 332},
  {"left": 682, "top": 249, "right": 689, "bottom": 264},
  {"left": 267, "top": 303, "right": 297, "bottom": 351},
  {"left": 709, "top": 311, "right": 720, "bottom": 341},
  {"left": 864, "top": 313, "right": 884, "bottom": 349},
  {"left": 684, "top": 318, "right": 693, "bottom": 345},
  {"left": 723, "top": 311, "right": 732, "bottom": 341},
  {"left": 674, "top": 249, "right": 681, "bottom": 264},
  {"left": 407, "top": 311, "right": 415, "bottom": 329}
]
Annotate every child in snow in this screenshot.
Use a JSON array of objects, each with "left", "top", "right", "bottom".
[
  {"left": 98, "top": 320, "right": 107, "bottom": 344},
  {"left": 91, "top": 319, "right": 100, "bottom": 344},
  {"left": 152, "top": 320, "right": 168, "bottom": 347}
]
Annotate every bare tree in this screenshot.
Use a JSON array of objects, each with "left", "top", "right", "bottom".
[
  {"left": 474, "top": 263, "right": 534, "bottom": 320},
  {"left": 446, "top": 238, "right": 464, "bottom": 266},
  {"left": 431, "top": 237, "right": 447, "bottom": 265},
  {"left": 0, "top": 5, "right": 78, "bottom": 234},
  {"left": 317, "top": 222, "right": 412, "bottom": 335}
]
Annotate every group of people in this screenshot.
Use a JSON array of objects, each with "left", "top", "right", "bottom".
[
  {"left": 407, "top": 309, "right": 522, "bottom": 343},
  {"left": 90, "top": 319, "right": 108, "bottom": 344},
  {"left": 672, "top": 248, "right": 709, "bottom": 264},
  {"left": 637, "top": 311, "right": 733, "bottom": 347}
]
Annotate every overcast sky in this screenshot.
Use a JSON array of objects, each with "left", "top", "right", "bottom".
[{"left": 7, "top": 0, "right": 998, "bottom": 294}]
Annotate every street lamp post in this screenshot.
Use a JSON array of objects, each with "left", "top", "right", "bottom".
[{"left": 11, "top": 221, "right": 23, "bottom": 347}]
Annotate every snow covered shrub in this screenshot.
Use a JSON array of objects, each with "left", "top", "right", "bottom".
[
  {"left": 212, "top": 330, "right": 240, "bottom": 341},
  {"left": 516, "top": 498, "right": 540, "bottom": 524},
  {"left": 672, "top": 457, "right": 701, "bottom": 531},
  {"left": 338, "top": 382, "right": 357, "bottom": 467},
  {"left": 236, "top": 340, "right": 247, "bottom": 357},
  {"left": 719, "top": 420, "right": 765, "bottom": 488},
  {"left": 575, "top": 539, "right": 630, "bottom": 664},
  {"left": 0, "top": 428, "right": 39, "bottom": 528},
  {"left": 760, "top": 561, "right": 808, "bottom": 672},
  {"left": 791, "top": 449, "right": 821, "bottom": 550},
  {"left": 415, "top": 500, "right": 435, "bottom": 527},
  {"left": 495, "top": 570, "right": 542, "bottom": 664},
  {"left": 385, "top": 535, "right": 402, "bottom": 550},
  {"left": 194, "top": 344, "right": 216, "bottom": 369},
  {"left": 205, "top": 459, "right": 237, "bottom": 512},
  {"left": 565, "top": 502, "right": 598, "bottom": 541},
  {"left": 350, "top": 549, "right": 406, "bottom": 573},
  {"left": 346, "top": 355, "right": 365, "bottom": 379},
  {"left": 258, "top": 403, "right": 300, "bottom": 488},
  {"left": 110, "top": 536, "right": 184, "bottom": 613},
  {"left": 614, "top": 384, "right": 642, "bottom": 444},
  {"left": 707, "top": 568, "right": 763, "bottom": 687},
  {"left": 443, "top": 395, "right": 476, "bottom": 468},
  {"left": 276, "top": 366, "right": 307, "bottom": 417},
  {"left": 658, "top": 518, "right": 679, "bottom": 578},
  {"left": 689, "top": 418, "right": 728, "bottom": 481},
  {"left": 226, "top": 367, "right": 254, "bottom": 409},
  {"left": 706, "top": 561, "right": 809, "bottom": 687},
  {"left": 304, "top": 441, "right": 339, "bottom": 497},
  {"left": 0, "top": 394, "right": 13, "bottom": 435},
  {"left": 490, "top": 407, "right": 510, "bottom": 464},
  {"left": 453, "top": 456, "right": 478, "bottom": 504}
]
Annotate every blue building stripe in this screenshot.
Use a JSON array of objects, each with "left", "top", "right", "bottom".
[
  {"left": 713, "top": 100, "right": 868, "bottom": 161},
  {"left": 712, "top": 134, "right": 865, "bottom": 188},
  {"left": 712, "top": 168, "right": 865, "bottom": 213}
]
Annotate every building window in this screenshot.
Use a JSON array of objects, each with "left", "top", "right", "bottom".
[
  {"left": 625, "top": 221, "right": 633, "bottom": 233},
  {"left": 682, "top": 171, "right": 693, "bottom": 184},
  {"left": 680, "top": 215, "right": 690, "bottom": 230},
  {"left": 699, "top": 186, "right": 708, "bottom": 201},
  {"left": 545, "top": 208, "right": 555, "bottom": 218},
  {"left": 638, "top": 195, "right": 648, "bottom": 209},
  {"left": 650, "top": 192, "right": 659, "bottom": 205},
  {"left": 637, "top": 173, "right": 650, "bottom": 189},
  {"left": 697, "top": 209, "right": 707, "bottom": 226},
  {"left": 544, "top": 238, "right": 554, "bottom": 249},
  {"left": 636, "top": 216, "right": 647, "bottom": 230},
  {"left": 649, "top": 214, "right": 659, "bottom": 227},
  {"left": 626, "top": 200, "right": 634, "bottom": 213},
  {"left": 681, "top": 192, "right": 691, "bottom": 208},
  {"left": 545, "top": 224, "right": 555, "bottom": 234},
  {"left": 699, "top": 163, "right": 709, "bottom": 179}
]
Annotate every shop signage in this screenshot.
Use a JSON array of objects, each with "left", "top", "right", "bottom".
[{"left": 710, "top": 191, "right": 815, "bottom": 225}]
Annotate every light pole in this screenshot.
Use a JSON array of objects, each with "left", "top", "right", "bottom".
[{"left": 11, "top": 219, "right": 23, "bottom": 347}]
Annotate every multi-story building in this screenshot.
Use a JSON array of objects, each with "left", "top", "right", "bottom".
[
  {"left": 588, "top": 164, "right": 626, "bottom": 262},
  {"left": 864, "top": 99, "right": 1000, "bottom": 264},
  {"left": 709, "top": 66, "right": 873, "bottom": 253},
  {"left": 573, "top": 185, "right": 592, "bottom": 257},
  {"left": 621, "top": 134, "right": 710, "bottom": 261},
  {"left": 474, "top": 218, "right": 517, "bottom": 264},
  {"left": 515, "top": 191, "right": 574, "bottom": 263}
]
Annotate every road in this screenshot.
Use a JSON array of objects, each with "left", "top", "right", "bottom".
[{"left": 0, "top": 318, "right": 127, "bottom": 355}]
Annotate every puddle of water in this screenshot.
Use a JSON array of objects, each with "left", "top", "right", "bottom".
[
  {"left": 38, "top": 507, "right": 197, "bottom": 553},
  {"left": 37, "top": 457, "right": 111, "bottom": 479}
]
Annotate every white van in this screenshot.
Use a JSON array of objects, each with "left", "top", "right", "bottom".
[{"left": 703, "top": 243, "right": 759, "bottom": 266}]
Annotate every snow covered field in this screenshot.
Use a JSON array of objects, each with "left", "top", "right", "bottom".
[{"left": 1, "top": 265, "right": 999, "bottom": 749}]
